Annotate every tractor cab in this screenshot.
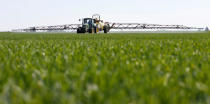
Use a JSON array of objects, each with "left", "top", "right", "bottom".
[
  {"left": 77, "top": 14, "right": 110, "bottom": 33},
  {"left": 77, "top": 18, "right": 96, "bottom": 33},
  {"left": 82, "top": 18, "right": 94, "bottom": 28}
]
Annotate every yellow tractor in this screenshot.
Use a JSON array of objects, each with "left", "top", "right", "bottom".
[{"left": 77, "top": 14, "right": 111, "bottom": 33}]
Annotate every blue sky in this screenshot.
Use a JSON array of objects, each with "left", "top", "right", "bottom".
[{"left": 0, "top": 0, "right": 210, "bottom": 31}]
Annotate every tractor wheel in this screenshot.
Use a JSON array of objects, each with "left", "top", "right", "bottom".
[
  {"left": 104, "top": 27, "right": 108, "bottom": 33},
  {"left": 94, "top": 27, "right": 97, "bottom": 33},
  {"left": 81, "top": 28, "right": 86, "bottom": 33},
  {"left": 88, "top": 29, "right": 92, "bottom": 33},
  {"left": 78, "top": 27, "right": 85, "bottom": 33},
  {"left": 77, "top": 27, "right": 82, "bottom": 33}
]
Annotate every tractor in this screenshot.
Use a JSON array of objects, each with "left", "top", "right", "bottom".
[{"left": 77, "top": 14, "right": 111, "bottom": 34}]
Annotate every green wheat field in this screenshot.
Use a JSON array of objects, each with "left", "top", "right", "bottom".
[{"left": 0, "top": 32, "right": 210, "bottom": 104}]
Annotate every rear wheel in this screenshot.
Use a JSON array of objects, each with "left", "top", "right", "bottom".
[
  {"left": 77, "top": 27, "right": 85, "bottom": 33},
  {"left": 94, "top": 27, "right": 97, "bottom": 33},
  {"left": 104, "top": 27, "right": 108, "bottom": 33},
  {"left": 77, "top": 27, "right": 82, "bottom": 33}
]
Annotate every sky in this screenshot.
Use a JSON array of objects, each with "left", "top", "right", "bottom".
[{"left": 0, "top": 0, "right": 210, "bottom": 31}]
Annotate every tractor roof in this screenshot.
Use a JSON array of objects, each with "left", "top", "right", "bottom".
[{"left": 84, "top": 18, "right": 93, "bottom": 19}]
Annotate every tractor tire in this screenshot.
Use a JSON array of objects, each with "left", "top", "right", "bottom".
[
  {"left": 104, "top": 27, "right": 108, "bottom": 33},
  {"left": 88, "top": 29, "right": 92, "bottom": 33},
  {"left": 77, "top": 27, "right": 85, "bottom": 33},
  {"left": 77, "top": 27, "right": 82, "bottom": 33},
  {"left": 94, "top": 27, "right": 97, "bottom": 33},
  {"left": 81, "top": 28, "right": 86, "bottom": 33}
]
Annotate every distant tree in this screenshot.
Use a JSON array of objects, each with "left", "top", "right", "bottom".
[{"left": 205, "top": 27, "right": 209, "bottom": 31}]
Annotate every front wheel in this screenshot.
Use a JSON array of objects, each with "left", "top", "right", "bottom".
[{"left": 88, "top": 29, "right": 92, "bottom": 33}]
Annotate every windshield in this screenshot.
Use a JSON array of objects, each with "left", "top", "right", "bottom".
[{"left": 83, "top": 18, "right": 92, "bottom": 24}]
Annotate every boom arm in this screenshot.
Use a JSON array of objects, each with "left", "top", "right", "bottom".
[{"left": 12, "top": 23, "right": 204, "bottom": 32}]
